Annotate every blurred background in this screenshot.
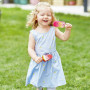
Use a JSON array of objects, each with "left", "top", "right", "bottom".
[
  {"left": 0, "top": 0, "right": 84, "bottom": 6},
  {"left": 0, "top": 0, "right": 84, "bottom": 5},
  {"left": 0, "top": 0, "right": 90, "bottom": 16}
]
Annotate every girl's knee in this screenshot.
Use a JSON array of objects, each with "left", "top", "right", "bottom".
[{"left": 37, "top": 87, "right": 43, "bottom": 90}]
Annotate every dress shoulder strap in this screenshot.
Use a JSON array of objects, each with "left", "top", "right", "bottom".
[
  {"left": 50, "top": 26, "right": 55, "bottom": 35},
  {"left": 29, "top": 30, "right": 36, "bottom": 41}
]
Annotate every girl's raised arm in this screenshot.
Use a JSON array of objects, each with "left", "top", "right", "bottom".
[{"left": 55, "top": 23, "right": 72, "bottom": 41}]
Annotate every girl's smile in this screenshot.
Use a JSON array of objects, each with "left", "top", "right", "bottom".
[{"left": 43, "top": 20, "right": 48, "bottom": 22}]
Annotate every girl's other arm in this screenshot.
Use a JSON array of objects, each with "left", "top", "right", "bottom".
[
  {"left": 28, "top": 32, "right": 37, "bottom": 60},
  {"left": 55, "top": 23, "right": 72, "bottom": 41},
  {"left": 28, "top": 32, "right": 42, "bottom": 63}
]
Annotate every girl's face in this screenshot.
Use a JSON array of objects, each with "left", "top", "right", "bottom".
[{"left": 37, "top": 6, "right": 52, "bottom": 27}]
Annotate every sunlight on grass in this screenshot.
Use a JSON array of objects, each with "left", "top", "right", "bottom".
[{"left": 0, "top": 8, "right": 90, "bottom": 90}]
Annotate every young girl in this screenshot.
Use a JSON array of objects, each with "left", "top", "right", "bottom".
[{"left": 25, "top": 2, "right": 72, "bottom": 90}]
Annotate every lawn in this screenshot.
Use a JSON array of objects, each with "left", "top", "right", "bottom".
[{"left": 0, "top": 8, "right": 90, "bottom": 90}]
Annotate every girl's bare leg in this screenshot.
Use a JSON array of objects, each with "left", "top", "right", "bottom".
[{"left": 36, "top": 87, "right": 43, "bottom": 90}]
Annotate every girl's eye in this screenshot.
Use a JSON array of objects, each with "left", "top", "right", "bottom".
[
  {"left": 47, "top": 14, "right": 51, "bottom": 16},
  {"left": 41, "top": 14, "right": 44, "bottom": 16}
]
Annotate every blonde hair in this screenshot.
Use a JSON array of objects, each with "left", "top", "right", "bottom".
[{"left": 26, "top": 2, "right": 56, "bottom": 29}]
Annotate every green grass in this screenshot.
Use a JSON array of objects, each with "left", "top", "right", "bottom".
[{"left": 0, "top": 8, "right": 90, "bottom": 90}]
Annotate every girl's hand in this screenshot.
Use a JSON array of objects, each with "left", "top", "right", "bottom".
[
  {"left": 65, "top": 23, "right": 72, "bottom": 30},
  {"left": 35, "top": 56, "right": 43, "bottom": 64}
]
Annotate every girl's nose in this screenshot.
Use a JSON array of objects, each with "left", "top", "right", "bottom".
[{"left": 44, "top": 15, "right": 48, "bottom": 18}]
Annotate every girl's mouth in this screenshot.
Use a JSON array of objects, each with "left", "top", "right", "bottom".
[{"left": 43, "top": 20, "right": 48, "bottom": 22}]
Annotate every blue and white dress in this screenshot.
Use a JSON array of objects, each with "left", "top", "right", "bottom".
[{"left": 25, "top": 26, "right": 66, "bottom": 87}]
